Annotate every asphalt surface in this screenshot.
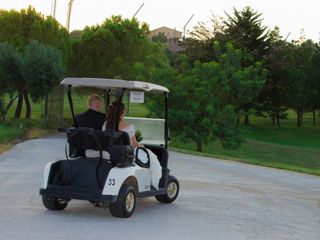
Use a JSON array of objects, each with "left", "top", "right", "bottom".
[{"left": 0, "top": 135, "right": 319, "bottom": 240}]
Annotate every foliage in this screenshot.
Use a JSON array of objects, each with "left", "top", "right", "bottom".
[
  {"left": 146, "top": 51, "right": 252, "bottom": 151},
  {"left": 215, "top": 42, "right": 267, "bottom": 116},
  {"left": 284, "top": 40, "right": 320, "bottom": 126},
  {"left": 0, "top": 42, "right": 23, "bottom": 93},
  {"left": 258, "top": 27, "right": 290, "bottom": 126},
  {"left": 223, "top": 6, "right": 271, "bottom": 125},
  {"left": 151, "top": 33, "right": 168, "bottom": 43},
  {"left": 223, "top": 6, "right": 271, "bottom": 64},
  {"left": 180, "top": 7, "right": 271, "bottom": 125},
  {"left": 0, "top": 42, "right": 24, "bottom": 121},
  {"left": 181, "top": 15, "right": 225, "bottom": 64},
  {"left": 0, "top": 7, "right": 70, "bottom": 62},
  {"left": 181, "top": 6, "right": 320, "bottom": 129},
  {"left": 135, "top": 130, "right": 143, "bottom": 142},
  {"left": 23, "top": 40, "right": 63, "bottom": 102},
  {"left": 308, "top": 44, "right": 320, "bottom": 115},
  {"left": 0, "top": 7, "right": 70, "bottom": 119},
  {"left": 171, "top": 113, "right": 320, "bottom": 176},
  {"left": 69, "top": 16, "right": 161, "bottom": 79},
  {"left": 0, "top": 119, "right": 29, "bottom": 143}
]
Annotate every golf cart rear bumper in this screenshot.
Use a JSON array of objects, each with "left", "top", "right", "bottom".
[{"left": 40, "top": 185, "right": 117, "bottom": 203}]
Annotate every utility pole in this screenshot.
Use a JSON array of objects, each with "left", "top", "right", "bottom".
[
  {"left": 133, "top": 3, "right": 144, "bottom": 18},
  {"left": 66, "top": 0, "right": 74, "bottom": 32},
  {"left": 183, "top": 14, "right": 194, "bottom": 39},
  {"left": 284, "top": 32, "right": 291, "bottom": 41},
  {"left": 51, "top": 0, "right": 57, "bottom": 18}
]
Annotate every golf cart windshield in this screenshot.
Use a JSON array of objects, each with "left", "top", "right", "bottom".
[{"left": 125, "top": 117, "right": 165, "bottom": 146}]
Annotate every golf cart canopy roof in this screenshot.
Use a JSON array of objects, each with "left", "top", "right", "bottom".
[{"left": 61, "top": 77, "right": 169, "bottom": 93}]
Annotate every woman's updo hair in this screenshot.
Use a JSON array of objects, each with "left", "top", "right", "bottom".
[{"left": 106, "top": 101, "right": 125, "bottom": 129}]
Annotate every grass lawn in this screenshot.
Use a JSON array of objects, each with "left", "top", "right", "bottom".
[
  {"left": 172, "top": 112, "right": 320, "bottom": 176},
  {"left": 0, "top": 119, "right": 55, "bottom": 153},
  {"left": 1, "top": 94, "right": 319, "bottom": 176},
  {"left": 5, "top": 93, "right": 149, "bottom": 120},
  {"left": 0, "top": 93, "right": 149, "bottom": 153}
]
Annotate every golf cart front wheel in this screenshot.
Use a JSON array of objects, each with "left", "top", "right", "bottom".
[
  {"left": 109, "top": 184, "right": 136, "bottom": 218},
  {"left": 42, "top": 195, "right": 68, "bottom": 210},
  {"left": 156, "top": 176, "right": 179, "bottom": 203}
]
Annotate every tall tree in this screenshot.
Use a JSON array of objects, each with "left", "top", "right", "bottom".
[
  {"left": 23, "top": 40, "right": 63, "bottom": 121},
  {"left": 69, "top": 16, "right": 157, "bottom": 79},
  {"left": 157, "top": 57, "right": 242, "bottom": 151},
  {"left": 259, "top": 27, "right": 290, "bottom": 126},
  {"left": 216, "top": 42, "right": 267, "bottom": 123},
  {"left": 0, "top": 7, "right": 70, "bottom": 57},
  {"left": 285, "top": 40, "right": 318, "bottom": 127},
  {"left": 181, "top": 15, "right": 226, "bottom": 64},
  {"left": 0, "top": 42, "right": 24, "bottom": 121},
  {"left": 0, "top": 7, "right": 70, "bottom": 119},
  {"left": 224, "top": 6, "right": 270, "bottom": 64},
  {"left": 146, "top": 43, "right": 265, "bottom": 151},
  {"left": 223, "top": 6, "right": 271, "bottom": 125},
  {"left": 308, "top": 43, "right": 320, "bottom": 125}
]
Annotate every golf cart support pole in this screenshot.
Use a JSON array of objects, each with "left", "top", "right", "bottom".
[
  {"left": 164, "top": 92, "right": 169, "bottom": 149},
  {"left": 104, "top": 89, "right": 111, "bottom": 114},
  {"left": 115, "top": 89, "right": 125, "bottom": 131},
  {"left": 67, "top": 85, "right": 78, "bottom": 127},
  {"left": 162, "top": 92, "right": 170, "bottom": 188}
]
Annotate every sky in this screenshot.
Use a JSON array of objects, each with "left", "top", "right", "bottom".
[{"left": 1, "top": 0, "right": 319, "bottom": 41}]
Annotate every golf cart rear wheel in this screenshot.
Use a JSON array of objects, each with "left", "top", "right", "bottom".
[
  {"left": 155, "top": 176, "right": 179, "bottom": 203},
  {"left": 42, "top": 195, "right": 68, "bottom": 210},
  {"left": 109, "top": 184, "right": 136, "bottom": 218}
]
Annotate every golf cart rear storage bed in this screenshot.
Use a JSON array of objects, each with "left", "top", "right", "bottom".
[{"left": 40, "top": 157, "right": 116, "bottom": 202}]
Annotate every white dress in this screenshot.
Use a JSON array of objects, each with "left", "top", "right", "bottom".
[{"left": 103, "top": 122, "right": 162, "bottom": 189}]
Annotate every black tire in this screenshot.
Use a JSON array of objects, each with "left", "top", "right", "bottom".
[
  {"left": 42, "top": 195, "right": 68, "bottom": 210},
  {"left": 155, "top": 176, "right": 179, "bottom": 203},
  {"left": 109, "top": 184, "right": 136, "bottom": 218}
]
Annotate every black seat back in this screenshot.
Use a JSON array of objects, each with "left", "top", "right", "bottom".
[
  {"left": 61, "top": 127, "right": 133, "bottom": 165},
  {"left": 64, "top": 127, "right": 129, "bottom": 152},
  {"left": 66, "top": 127, "right": 109, "bottom": 152}
]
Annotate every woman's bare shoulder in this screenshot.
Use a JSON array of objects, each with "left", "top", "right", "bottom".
[{"left": 119, "top": 121, "right": 133, "bottom": 130}]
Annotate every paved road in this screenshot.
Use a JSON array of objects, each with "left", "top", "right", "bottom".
[{"left": 0, "top": 135, "right": 319, "bottom": 240}]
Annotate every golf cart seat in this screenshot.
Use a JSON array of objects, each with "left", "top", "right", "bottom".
[
  {"left": 62, "top": 127, "right": 134, "bottom": 166},
  {"left": 65, "top": 127, "right": 130, "bottom": 157}
]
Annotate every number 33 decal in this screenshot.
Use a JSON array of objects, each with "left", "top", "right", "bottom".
[{"left": 108, "top": 178, "right": 115, "bottom": 186}]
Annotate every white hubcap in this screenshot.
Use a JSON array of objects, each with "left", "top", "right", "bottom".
[
  {"left": 167, "top": 182, "right": 177, "bottom": 199},
  {"left": 126, "top": 192, "right": 135, "bottom": 212}
]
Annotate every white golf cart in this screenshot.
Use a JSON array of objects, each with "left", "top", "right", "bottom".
[{"left": 39, "top": 78, "right": 179, "bottom": 218}]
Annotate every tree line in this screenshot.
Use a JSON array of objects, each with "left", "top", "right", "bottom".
[
  {"left": 180, "top": 7, "right": 320, "bottom": 128},
  {"left": 0, "top": 7, "right": 164, "bottom": 121},
  {"left": 0, "top": 7, "right": 68, "bottom": 121},
  {"left": 0, "top": 6, "right": 319, "bottom": 151},
  {"left": 146, "top": 7, "right": 320, "bottom": 150}
]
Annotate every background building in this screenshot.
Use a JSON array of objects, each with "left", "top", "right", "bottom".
[{"left": 149, "top": 26, "right": 183, "bottom": 52}]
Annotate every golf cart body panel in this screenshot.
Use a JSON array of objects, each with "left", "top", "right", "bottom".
[
  {"left": 43, "top": 162, "right": 54, "bottom": 188},
  {"left": 102, "top": 166, "right": 151, "bottom": 196}
]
